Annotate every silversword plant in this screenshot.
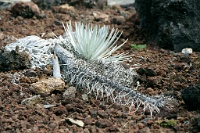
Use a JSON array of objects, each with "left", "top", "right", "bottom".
[
  {"left": 54, "top": 22, "right": 170, "bottom": 117},
  {"left": 5, "top": 22, "right": 172, "bottom": 117}
]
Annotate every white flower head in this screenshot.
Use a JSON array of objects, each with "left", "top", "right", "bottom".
[{"left": 63, "top": 21, "right": 129, "bottom": 63}]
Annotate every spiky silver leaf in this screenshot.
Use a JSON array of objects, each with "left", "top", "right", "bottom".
[{"left": 64, "top": 21, "right": 128, "bottom": 63}]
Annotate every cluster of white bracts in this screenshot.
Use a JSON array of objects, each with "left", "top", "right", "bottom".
[{"left": 5, "top": 22, "right": 170, "bottom": 117}]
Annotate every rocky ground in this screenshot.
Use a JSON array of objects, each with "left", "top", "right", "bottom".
[{"left": 0, "top": 1, "right": 200, "bottom": 133}]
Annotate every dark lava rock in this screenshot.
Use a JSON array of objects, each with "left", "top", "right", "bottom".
[
  {"left": 0, "top": 1, "right": 32, "bottom": 9},
  {"left": 96, "top": 119, "right": 113, "bottom": 128},
  {"left": 135, "top": 0, "right": 200, "bottom": 52},
  {"left": 32, "top": 0, "right": 61, "bottom": 9},
  {"left": 89, "top": 110, "right": 97, "bottom": 118},
  {"left": 62, "top": 0, "right": 106, "bottom": 8},
  {"left": 84, "top": 117, "right": 94, "bottom": 125},
  {"left": 0, "top": 48, "right": 31, "bottom": 72},
  {"left": 107, "top": 126, "right": 119, "bottom": 132},
  {"left": 11, "top": 2, "right": 41, "bottom": 18},
  {"left": 112, "top": 16, "right": 126, "bottom": 25},
  {"left": 97, "top": 110, "right": 109, "bottom": 118},
  {"left": 137, "top": 67, "right": 157, "bottom": 76},
  {"left": 181, "top": 84, "right": 200, "bottom": 110},
  {"left": 50, "top": 105, "right": 68, "bottom": 116},
  {"left": 191, "top": 116, "right": 200, "bottom": 132}
]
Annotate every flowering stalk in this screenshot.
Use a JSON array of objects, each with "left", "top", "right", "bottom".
[{"left": 54, "top": 44, "right": 167, "bottom": 117}]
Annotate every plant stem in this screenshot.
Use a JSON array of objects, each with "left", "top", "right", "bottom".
[{"left": 55, "top": 44, "right": 166, "bottom": 117}]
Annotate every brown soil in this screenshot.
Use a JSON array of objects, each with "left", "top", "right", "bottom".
[{"left": 0, "top": 3, "right": 200, "bottom": 133}]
